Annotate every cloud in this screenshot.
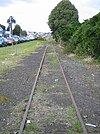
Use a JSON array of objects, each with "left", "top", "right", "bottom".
[
  {"left": 0, "top": 0, "right": 34, "bottom": 7},
  {"left": 0, "top": 0, "right": 99, "bottom": 32},
  {"left": 88, "top": 0, "right": 100, "bottom": 8},
  {"left": 0, "top": 0, "right": 12, "bottom": 6},
  {"left": 70, "top": 0, "right": 100, "bottom": 22},
  {"left": 17, "top": 0, "right": 36, "bottom": 3},
  {"left": 0, "top": 0, "right": 52, "bottom": 32}
]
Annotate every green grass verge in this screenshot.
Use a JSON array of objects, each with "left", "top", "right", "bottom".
[
  {"left": 0, "top": 40, "right": 46, "bottom": 75},
  {"left": 0, "top": 132, "right": 9, "bottom": 134},
  {"left": 61, "top": 44, "right": 100, "bottom": 68}
]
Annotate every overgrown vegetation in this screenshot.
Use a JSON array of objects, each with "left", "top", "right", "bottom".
[
  {"left": 24, "top": 122, "right": 39, "bottom": 132},
  {"left": 48, "top": 0, "right": 100, "bottom": 61},
  {"left": 0, "top": 96, "right": 9, "bottom": 103},
  {"left": 48, "top": 0, "right": 79, "bottom": 42},
  {"left": 71, "top": 12, "right": 100, "bottom": 59}
]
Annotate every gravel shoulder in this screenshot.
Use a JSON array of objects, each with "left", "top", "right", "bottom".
[{"left": 55, "top": 44, "right": 100, "bottom": 134}]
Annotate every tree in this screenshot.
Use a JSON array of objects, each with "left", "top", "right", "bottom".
[
  {"left": 0, "top": 24, "right": 5, "bottom": 30},
  {"left": 21, "top": 30, "right": 27, "bottom": 36},
  {"left": 13, "top": 24, "right": 22, "bottom": 36},
  {"left": 60, "top": 23, "right": 80, "bottom": 42},
  {"left": 7, "top": 26, "right": 9, "bottom": 31},
  {"left": 48, "top": 0, "right": 79, "bottom": 41}
]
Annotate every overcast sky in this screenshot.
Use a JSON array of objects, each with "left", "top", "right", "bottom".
[{"left": 0, "top": 0, "right": 100, "bottom": 32}]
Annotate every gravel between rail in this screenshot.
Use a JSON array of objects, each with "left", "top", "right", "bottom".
[
  {"left": 0, "top": 43, "right": 100, "bottom": 134},
  {"left": 23, "top": 45, "right": 83, "bottom": 134}
]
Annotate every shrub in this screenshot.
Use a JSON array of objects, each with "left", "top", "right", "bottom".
[
  {"left": 63, "top": 42, "right": 75, "bottom": 54},
  {"left": 71, "top": 12, "right": 100, "bottom": 58},
  {"left": 60, "top": 23, "right": 80, "bottom": 42}
]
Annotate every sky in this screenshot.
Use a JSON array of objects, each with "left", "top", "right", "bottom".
[{"left": 0, "top": 0, "right": 100, "bottom": 32}]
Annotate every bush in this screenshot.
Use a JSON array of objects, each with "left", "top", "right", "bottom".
[
  {"left": 71, "top": 12, "right": 100, "bottom": 58},
  {"left": 63, "top": 42, "right": 75, "bottom": 54},
  {"left": 60, "top": 23, "right": 80, "bottom": 42}
]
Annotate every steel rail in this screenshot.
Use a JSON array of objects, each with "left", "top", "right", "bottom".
[
  {"left": 52, "top": 45, "right": 88, "bottom": 134},
  {"left": 18, "top": 46, "right": 48, "bottom": 134}
]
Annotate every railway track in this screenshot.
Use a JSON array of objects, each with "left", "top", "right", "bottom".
[{"left": 18, "top": 44, "right": 88, "bottom": 134}]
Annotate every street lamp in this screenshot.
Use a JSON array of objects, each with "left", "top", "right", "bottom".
[
  {"left": 7, "top": 16, "right": 16, "bottom": 54},
  {"left": 7, "top": 16, "right": 16, "bottom": 37}
]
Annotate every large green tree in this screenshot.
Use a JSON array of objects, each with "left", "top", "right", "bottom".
[{"left": 48, "top": 0, "right": 79, "bottom": 41}]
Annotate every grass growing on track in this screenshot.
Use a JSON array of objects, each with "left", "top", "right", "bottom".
[
  {"left": 48, "top": 53, "right": 59, "bottom": 66},
  {"left": 24, "top": 122, "right": 40, "bottom": 133},
  {"left": 0, "top": 95, "right": 9, "bottom": 103},
  {"left": 0, "top": 40, "right": 45, "bottom": 75}
]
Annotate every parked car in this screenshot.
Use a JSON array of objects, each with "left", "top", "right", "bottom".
[
  {"left": 13, "top": 35, "right": 20, "bottom": 44},
  {"left": 19, "top": 36, "right": 27, "bottom": 43},
  {"left": 0, "top": 37, "right": 7, "bottom": 47},
  {"left": 19, "top": 37, "right": 25, "bottom": 43},
  {"left": 13, "top": 37, "right": 19, "bottom": 44},
  {"left": 6, "top": 37, "right": 16, "bottom": 45}
]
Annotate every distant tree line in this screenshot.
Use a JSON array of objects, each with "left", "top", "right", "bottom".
[
  {"left": 7, "top": 24, "right": 27, "bottom": 36},
  {"left": 48, "top": 0, "right": 100, "bottom": 59},
  {"left": 13, "top": 24, "right": 27, "bottom": 36}
]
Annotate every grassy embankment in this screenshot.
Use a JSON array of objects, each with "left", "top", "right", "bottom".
[
  {"left": 0, "top": 40, "right": 46, "bottom": 76},
  {"left": 61, "top": 44, "right": 100, "bottom": 69}
]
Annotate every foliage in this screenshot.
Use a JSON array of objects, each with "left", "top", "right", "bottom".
[
  {"left": 21, "top": 30, "right": 27, "bottom": 36},
  {"left": 63, "top": 42, "right": 75, "bottom": 54},
  {"left": 11, "top": 24, "right": 27, "bottom": 36},
  {"left": 13, "top": 24, "right": 22, "bottom": 36},
  {"left": 25, "top": 123, "right": 39, "bottom": 132},
  {"left": 0, "top": 24, "right": 5, "bottom": 30},
  {"left": 71, "top": 12, "right": 100, "bottom": 58},
  {"left": 48, "top": 0, "right": 100, "bottom": 59},
  {"left": 60, "top": 23, "right": 80, "bottom": 42},
  {"left": 0, "top": 96, "right": 8, "bottom": 103},
  {"left": 48, "top": 0, "right": 79, "bottom": 41},
  {"left": 74, "top": 121, "right": 83, "bottom": 133}
]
